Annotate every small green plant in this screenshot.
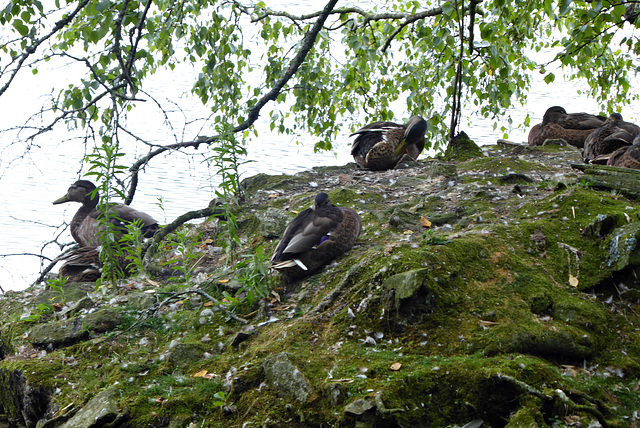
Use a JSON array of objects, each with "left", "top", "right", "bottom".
[
  {"left": 120, "top": 219, "right": 147, "bottom": 276},
  {"left": 85, "top": 133, "right": 129, "bottom": 288},
  {"left": 162, "top": 227, "right": 200, "bottom": 287},
  {"left": 235, "top": 245, "right": 270, "bottom": 306},
  {"left": 423, "top": 230, "right": 452, "bottom": 245},
  {"left": 212, "top": 390, "right": 231, "bottom": 407},
  {"left": 575, "top": 179, "right": 596, "bottom": 189},
  {"left": 536, "top": 176, "right": 555, "bottom": 190},
  {"left": 155, "top": 196, "right": 167, "bottom": 224},
  {"left": 21, "top": 303, "right": 54, "bottom": 323},
  {"left": 47, "top": 275, "right": 69, "bottom": 304},
  {"left": 212, "top": 390, "right": 236, "bottom": 414},
  {"left": 207, "top": 130, "right": 252, "bottom": 263}
]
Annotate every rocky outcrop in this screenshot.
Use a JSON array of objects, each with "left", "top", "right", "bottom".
[{"left": 1, "top": 140, "right": 640, "bottom": 427}]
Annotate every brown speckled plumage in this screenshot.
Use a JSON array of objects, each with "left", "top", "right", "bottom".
[
  {"left": 528, "top": 106, "right": 606, "bottom": 147},
  {"left": 583, "top": 114, "right": 638, "bottom": 163},
  {"left": 53, "top": 180, "right": 158, "bottom": 247},
  {"left": 271, "top": 193, "right": 361, "bottom": 280},
  {"left": 350, "top": 115, "right": 427, "bottom": 170}
]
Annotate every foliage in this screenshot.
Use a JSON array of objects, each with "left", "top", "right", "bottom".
[
  {"left": 46, "top": 275, "right": 69, "bottom": 304},
  {"left": 2, "top": 0, "right": 639, "bottom": 158},
  {"left": 423, "top": 230, "right": 452, "bottom": 245},
  {"left": 120, "top": 219, "right": 148, "bottom": 276},
  {"left": 85, "top": 136, "right": 129, "bottom": 287},
  {"left": 20, "top": 303, "right": 53, "bottom": 323},
  {"left": 234, "top": 244, "right": 270, "bottom": 307},
  {"left": 208, "top": 130, "right": 248, "bottom": 262},
  {"left": 162, "top": 227, "right": 200, "bottom": 287}
]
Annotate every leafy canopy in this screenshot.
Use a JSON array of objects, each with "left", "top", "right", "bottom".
[{"left": 1, "top": 0, "right": 639, "bottom": 154}]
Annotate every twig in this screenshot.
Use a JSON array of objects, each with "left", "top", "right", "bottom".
[
  {"left": 0, "top": 0, "right": 91, "bottom": 97},
  {"left": 497, "top": 374, "right": 611, "bottom": 427},
  {"left": 118, "top": 287, "right": 248, "bottom": 337}
]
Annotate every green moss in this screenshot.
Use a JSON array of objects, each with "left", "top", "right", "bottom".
[{"left": 443, "top": 131, "right": 484, "bottom": 162}]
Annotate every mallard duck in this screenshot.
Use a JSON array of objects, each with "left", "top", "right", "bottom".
[
  {"left": 528, "top": 106, "right": 606, "bottom": 147},
  {"left": 530, "top": 123, "right": 594, "bottom": 148},
  {"left": 583, "top": 114, "right": 638, "bottom": 163},
  {"left": 55, "top": 246, "right": 102, "bottom": 283},
  {"left": 53, "top": 180, "right": 159, "bottom": 247},
  {"left": 55, "top": 246, "right": 131, "bottom": 283},
  {"left": 271, "top": 193, "right": 361, "bottom": 279},
  {"left": 350, "top": 115, "right": 427, "bottom": 170},
  {"left": 607, "top": 136, "right": 640, "bottom": 169},
  {"left": 541, "top": 106, "right": 606, "bottom": 130}
]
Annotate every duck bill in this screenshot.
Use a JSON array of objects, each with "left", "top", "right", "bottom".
[
  {"left": 53, "top": 195, "right": 70, "bottom": 205},
  {"left": 394, "top": 139, "right": 408, "bottom": 157}
]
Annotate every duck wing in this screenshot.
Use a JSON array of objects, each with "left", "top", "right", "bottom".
[
  {"left": 350, "top": 121, "right": 403, "bottom": 158},
  {"left": 272, "top": 206, "right": 344, "bottom": 262},
  {"left": 584, "top": 125, "right": 634, "bottom": 162}
]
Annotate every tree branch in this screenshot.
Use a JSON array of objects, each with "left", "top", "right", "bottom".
[
  {"left": 127, "top": 0, "right": 339, "bottom": 205},
  {"left": 0, "top": 0, "right": 92, "bottom": 97}
]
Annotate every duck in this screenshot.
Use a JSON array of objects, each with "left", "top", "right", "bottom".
[
  {"left": 583, "top": 113, "right": 638, "bottom": 163},
  {"left": 55, "top": 246, "right": 131, "bottom": 283},
  {"left": 607, "top": 136, "right": 640, "bottom": 169},
  {"left": 541, "top": 106, "right": 606, "bottom": 130},
  {"left": 271, "top": 192, "right": 361, "bottom": 279},
  {"left": 529, "top": 123, "right": 595, "bottom": 148},
  {"left": 55, "top": 246, "right": 102, "bottom": 283},
  {"left": 528, "top": 106, "right": 606, "bottom": 147},
  {"left": 350, "top": 115, "right": 427, "bottom": 170},
  {"left": 53, "top": 180, "right": 159, "bottom": 247}
]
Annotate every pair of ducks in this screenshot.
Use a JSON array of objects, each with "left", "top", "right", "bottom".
[
  {"left": 54, "top": 115, "right": 427, "bottom": 282},
  {"left": 528, "top": 106, "right": 640, "bottom": 167}
]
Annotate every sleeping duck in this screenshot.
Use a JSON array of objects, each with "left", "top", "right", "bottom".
[
  {"left": 541, "top": 106, "right": 606, "bottom": 130},
  {"left": 350, "top": 115, "right": 427, "bottom": 170},
  {"left": 607, "top": 142, "right": 640, "bottom": 169},
  {"left": 583, "top": 113, "right": 638, "bottom": 163},
  {"left": 55, "top": 245, "right": 132, "bottom": 283},
  {"left": 55, "top": 246, "right": 103, "bottom": 283},
  {"left": 529, "top": 106, "right": 606, "bottom": 147},
  {"left": 271, "top": 193, "right": 361, "bottom": 279},
  {"left": 53, "top": 180, "right": 159, "bottom": 247}
]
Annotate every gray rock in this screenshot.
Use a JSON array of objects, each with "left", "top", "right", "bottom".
[
  {"left": 381, "top": 268, "right": 437, "bottom": 319},
  {"left": 57, "top": 296, "right": 95, "bottom": 319},
  {"left": 29, "top": 308, "right": 122, "bottom": 349},
  {"left": 607, "top": 222, "right": 640, "bottom": 270},
  {"left": 583, "top": 213, "right": 621, "bottom": 238},
  {"left": 166, "top": 343, "right": 207, "bottom": 368},
  {"left": 126, "top": 293, "right": 157, "bottom": 311},
  {"left": 262, "top": 352, "right": 313, "bottom": 403},
  {"left": 257, "top": 207, "right": 290, "bottom": 238},
  {"left": 344, "top": 398, "right": 375, "bottom": 416},
  {"left": 0, "top": 369, "right": 50, "bottom": 428},
  {"left": 59, "top": 387, "right": 124, "bottom": 428},
  {"left": 388, "top": 208, "right": 420, "bottom": 228}
]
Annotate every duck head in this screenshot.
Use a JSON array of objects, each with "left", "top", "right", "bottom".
[{"left": 53, "top": 180, "right": 99, "bottom": 208}]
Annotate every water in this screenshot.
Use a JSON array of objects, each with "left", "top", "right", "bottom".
[{"left": 2, "top": 13, "right": 640, "bottom": 291}]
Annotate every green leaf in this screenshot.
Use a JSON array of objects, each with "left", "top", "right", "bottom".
[
  {"left": 558, "top": 0, "right": 572, "bottom": 16},
  {"left": 12, "top": 18, "right": 28, "bottom": 36}
]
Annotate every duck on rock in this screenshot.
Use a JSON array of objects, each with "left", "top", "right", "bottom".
[
  {"left": 607, "top": 137, "right": 640, "bottom": 170},
  {"left": 271, "top": 193, "right": 361, "bottom": 280},
  {"left": 528, "top": 106, "right": 606, "bottom": 147},
  {"left": 53, "top": 180, "right": 159, "bottom": 247},
  {"left": 582, "top": 113, "right": 640, "bottom": 163},
  {"left": 350, "top": 115, "right": 427, "bottom": 170}
]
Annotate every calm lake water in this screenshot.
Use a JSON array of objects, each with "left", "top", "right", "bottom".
[{"left": 1, "top": 8, "right": 640, "bottom": 291}]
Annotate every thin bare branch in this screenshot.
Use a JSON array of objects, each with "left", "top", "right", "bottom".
[{"left": 0, "top": 0, "right": 92, "bottom": 97}]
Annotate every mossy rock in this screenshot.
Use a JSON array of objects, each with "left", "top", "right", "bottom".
[
  {"left": 606, "top": 221, "right": 640, "bottom": 271},
  {"left": 443, "top": 131, "right": 484, "bottom": 162}
]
